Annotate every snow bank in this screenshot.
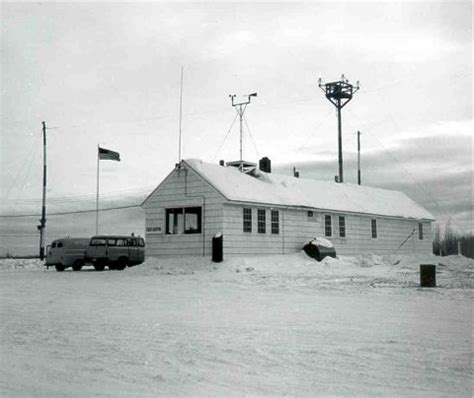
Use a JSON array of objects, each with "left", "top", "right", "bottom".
[{"left": 0, "top": 258, "right": 43, "bottom": 270}]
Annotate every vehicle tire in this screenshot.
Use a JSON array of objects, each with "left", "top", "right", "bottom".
[
  {"left": 94, "top": 263, "right": 105, "bottom": 271},
  {"left": 116, "top": 257, "right": 128, "bottom": 271},
  {"left": 108, "top": 264, "right": 117, "bottom": 271},
  {"left": 72, "top": 260, "right": 83, "bottom": 272},
  {"left": 55, "top": 264, "right": 65, "bottom": 272}
]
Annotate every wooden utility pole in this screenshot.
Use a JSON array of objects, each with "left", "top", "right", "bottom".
[
  {"left": 357, "top": 130, "right": 361, "bottom": 185},
  {"left": 38, "top": 121, "right": 47, "bottom": 260}
]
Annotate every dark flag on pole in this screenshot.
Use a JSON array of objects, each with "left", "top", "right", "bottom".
[{"left": 98, "top": 147, "right": 120, "bottom": 161}]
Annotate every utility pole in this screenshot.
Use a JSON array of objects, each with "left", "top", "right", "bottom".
[
  {"left": 357, "top": 130, "right": 362, "bottom": 185},
  {"left": 229, "top": 92, "right": 257, "bottom": 162},
  {"left": 37, "top": 121, "right": 47, "bottom": 260},
  {"left": 318, "top": 75, "right": 360, "bottom": 183}
]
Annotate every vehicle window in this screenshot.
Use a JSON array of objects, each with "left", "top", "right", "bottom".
[
  {"left": 107, "top": 238, "right": 117, "bottom": 246},
  {"left": 57, "top": 242, "right": 63, "bottom": 248},
  {"left": 138, "top": 238, "right": 145, "bottom": 247},
  {"left": 90, "top": 238, "right": 106, "bottom": 246},
  {"left": 51, "top": 242, "right": 57, "bottom": 248},
  {"left": 127, "top": 238, "right": 137, "bottom": 247},
  {"left": 116, "top": 238, "right": 126, "bottom": 246}
]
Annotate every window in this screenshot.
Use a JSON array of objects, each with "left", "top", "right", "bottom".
[
  {"left": 57, "top": 242, "right": 63, "bottom": 248},
  {"left": 243, "top": 208, "right": 252, "bottom": 232},
  {"left": 51, "top": 242, "right": 57, "bottom": 248},
  {"left": 127, "top": 238, "right": 137, "bottom": 247},
  {"left": 107, "top": 238, "right": 117, "bottom": 246},
  {"left": 116, "top": 238, "right": 126, "bottom": 246},
  {"left": 166, "top": 207, "right": 202, "bottom": 234},
  {"left": 308, "top": 210, "right": 314, "bottom": 218},
  {"left": 184, "top": 207, "right": 202, "bottom": 234},
  {"left": 138, "top": 238, "right": 145, "bottom": 247},
  {"left": 339, "top": 216, "right": 346, "bottom": 238},
  {"left": 418, "top": 223, "right": 423, "bottom": 240},
  {"left": 90, "top": 238, "right": 106, "bottom": 246},
  {"left": 371, "top": 219, "right": 377, "bottom": 239},
  {"left": 325, "top": 215, "right": 332, "bottom": 237},
  {"left": 271, "top": 210, "right": 279, "bottom": 234},
  {"left": 258, "top": 209, "right": 266, "bottom": 233}
]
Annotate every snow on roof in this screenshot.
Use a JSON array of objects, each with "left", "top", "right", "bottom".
[{"left": 183, "top": 159, "right": 435, "bottom": 221}]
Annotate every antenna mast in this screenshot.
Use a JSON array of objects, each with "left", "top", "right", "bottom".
[
  {"left": 318, "top": 74, "right": 360, "bottom": 183},
  {"left": 178, "top": 66, "right": 184, "bottom": 164},
  {"left": 229, "top": 92, "right": 257, "bottom": 161}
]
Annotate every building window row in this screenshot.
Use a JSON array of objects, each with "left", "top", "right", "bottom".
[
  {"left": 243, "top": 208, "right": 279, "bottom": 235},
  {"left": 324, "top": 214, "right": 379, "bottom": 239},
  {"left": 324, "top": 214, "right": 346, "bottom": 238},
  {"left": 165, "top": 206, "right": 202, "bottom": 235}
]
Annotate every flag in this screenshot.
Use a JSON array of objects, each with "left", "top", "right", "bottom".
[{"left": 98, "top": 147, "right": 120, "bottom": 161}]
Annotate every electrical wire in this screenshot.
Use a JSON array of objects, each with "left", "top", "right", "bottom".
[
  {"left": 347, "top": 108, "right": 468, "bottom": 233},
  {"left": 0, "top": 204, "right": 142, "bottom": 218},
  {"left": 3, "top": 133, "right": 41, "bottom": 200}
]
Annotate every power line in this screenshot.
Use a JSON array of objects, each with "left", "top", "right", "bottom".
[
  {"left": 4, "top": 133, "right": 41, "bottom": 200},
  {"left": 0, "top": 186, "right": 154, "bottom": 205},
  {"left": 346, "top": 108, "right": 467, "bottom": 233},
  {"left": 0, "top": 204, "right": 142, "bottom": 218}
]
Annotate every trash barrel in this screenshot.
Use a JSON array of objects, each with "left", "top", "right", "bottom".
[
  {"left": 212, "top": 233, "right": 223, "bottom": 263},
  {"left": 303, "top": 238, "right": 336, "bottom": 262},
  {"left": 420, "top": 264, "right": 436, "bottom": 287}
]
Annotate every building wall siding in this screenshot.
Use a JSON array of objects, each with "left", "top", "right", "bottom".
[
  {"left": 222, "top": 203, "right": 432, "bottom": 256},
  {"left": 143, "top": 166, "right": 225, "bottom": 257}
]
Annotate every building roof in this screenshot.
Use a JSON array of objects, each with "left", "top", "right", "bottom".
[{"left": 183, "top": 159, "right": 435, "bottom": 221}]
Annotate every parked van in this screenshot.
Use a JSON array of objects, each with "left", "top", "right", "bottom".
[
  {"left": 45, "top": 237, "right": 90, "bottom": 272},
  {"left": 45, "top": 235, "right": 146, "bottom": 272},
  {"left": 86, "top": 235, "right": 146, "bottom": 271}
]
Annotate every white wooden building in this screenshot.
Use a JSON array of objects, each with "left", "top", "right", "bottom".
[{"left": 141, "top": 159, "right": 435, "bottom": 257}]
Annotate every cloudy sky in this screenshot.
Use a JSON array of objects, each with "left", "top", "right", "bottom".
[{"left": 1, "top": 1, "right": 472, "bottom": 254}]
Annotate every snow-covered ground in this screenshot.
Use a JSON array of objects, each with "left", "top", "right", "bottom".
[{"left": 1, "top": 253, "right": 472, "bottom": 397}]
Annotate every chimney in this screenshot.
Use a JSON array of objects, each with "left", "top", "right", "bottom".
[
  {"left": 259, "top": 157, "right": 271, "bottom": 173},
  {"left": 219, "top": 159, "right": 225, "bottom": 166},
  {"left": 293, "top": 167, "right": 299, "bottom": 178}
]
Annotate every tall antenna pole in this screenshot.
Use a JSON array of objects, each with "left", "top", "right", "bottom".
[
  {"left": 38, "top": 121, "right": 47, "bottom": 260},
  {"left": 357, "top": 130, "right": 361, "bottom": 185},
  {"left": 229, "top": 92, "right": 257, "bottom": 162},
  {"left": 178, "top": 66, "right": 184, "bottom": 164},
  {"left": 318, "top": 75, "right": 360, "bottom": 183}
]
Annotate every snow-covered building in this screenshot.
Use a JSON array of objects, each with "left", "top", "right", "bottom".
[{"left": 141, "top": 159, "right": 435, "bottom": 257}]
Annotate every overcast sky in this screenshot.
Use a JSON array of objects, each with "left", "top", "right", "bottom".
[{"left": 1, "top": 1, "right": 472, "bottom": 253}]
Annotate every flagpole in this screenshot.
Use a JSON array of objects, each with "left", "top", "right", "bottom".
[{"left": 96, "top": 145, "right": 99, "bottom": 235}]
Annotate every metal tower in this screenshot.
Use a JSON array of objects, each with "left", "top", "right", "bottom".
[
  {"left": 229, "top": 92, "right": 257, "bottom": 162},
  {"left": 318, "top": 75, "right": 360, "bottom": 183}
]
